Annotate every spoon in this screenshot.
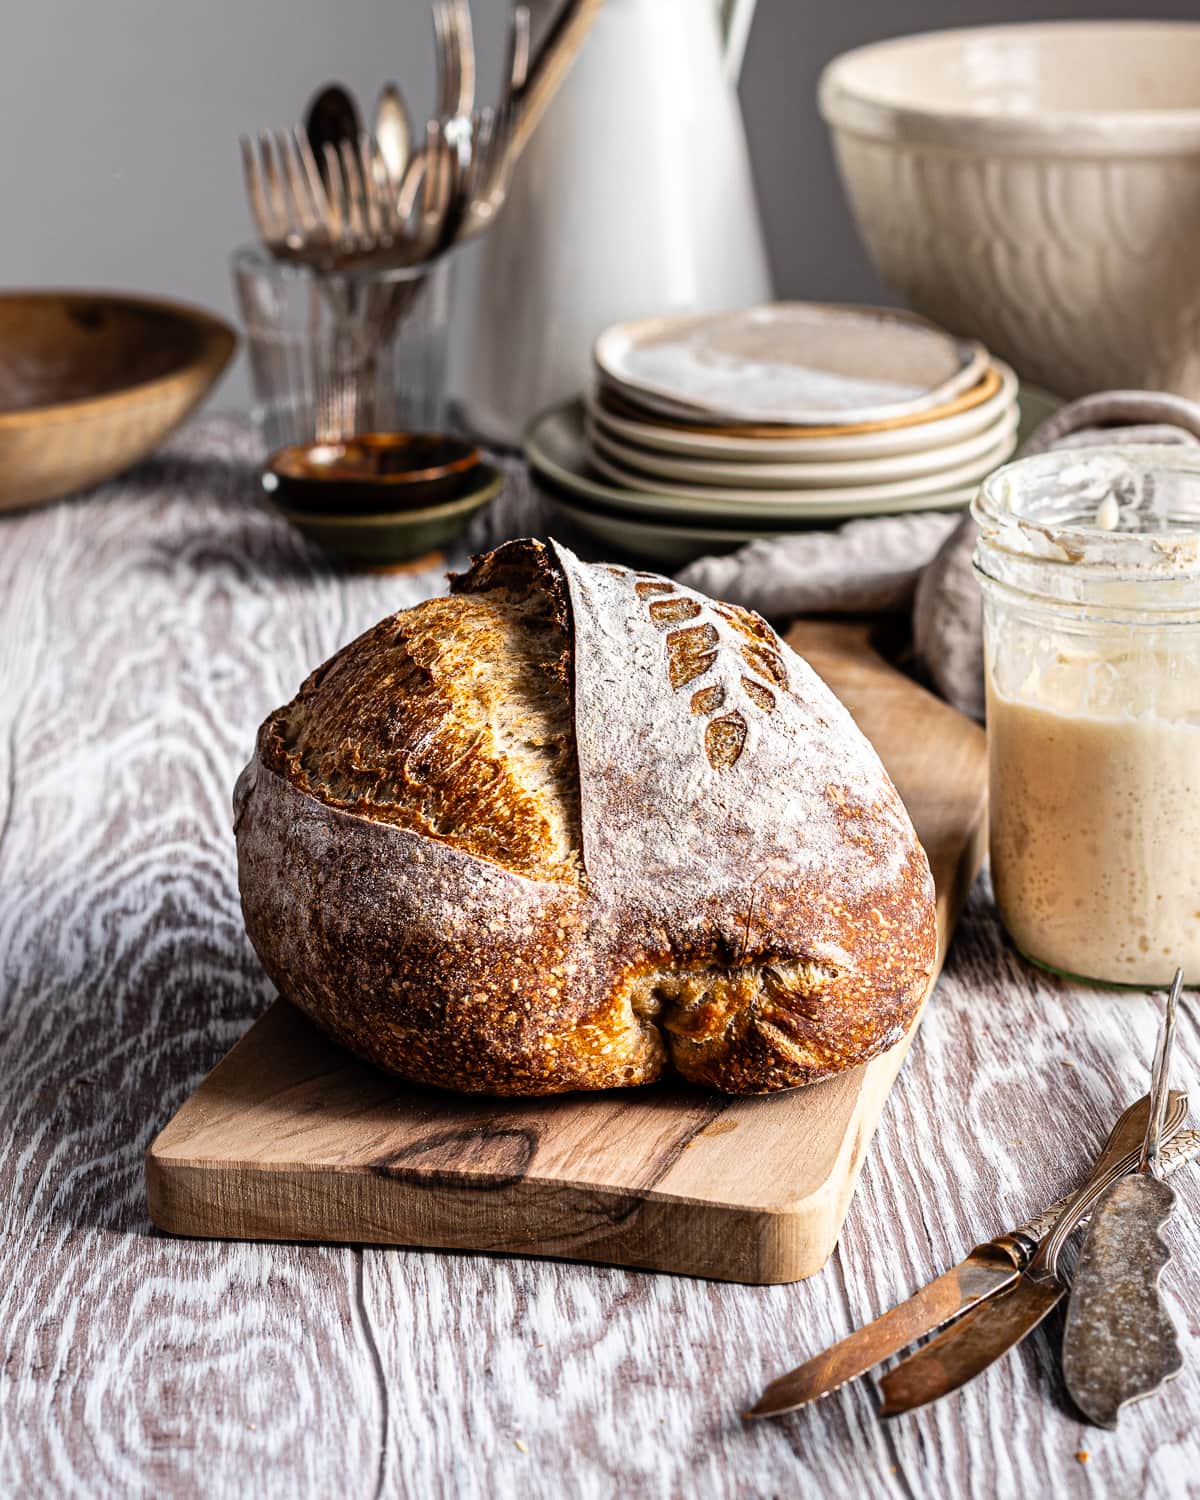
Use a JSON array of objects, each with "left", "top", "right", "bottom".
[
  {"left": 305, "top": 84, "right": 363, "bottom": 189},
  {"left": 1061, "top": 969, "right": 1186, "bottom": 1428},
  {"left": 374, "top": 82, "right": 412, "bottom": 188}
]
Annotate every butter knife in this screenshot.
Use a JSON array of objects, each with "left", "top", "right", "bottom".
[
  {"left": 747, "top": 1104, "right": 1197, "bottom": 1420},
  {"left": 878, "top": 1087, "right": 1190, "bottom": 1417}
]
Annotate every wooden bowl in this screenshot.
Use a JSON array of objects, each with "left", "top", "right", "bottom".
[
  {"left": 0, "top": 291, "right": 236, "bottom": 513},
  {"left": 265, "top": 433, "right": 481, "bottom": 515}
]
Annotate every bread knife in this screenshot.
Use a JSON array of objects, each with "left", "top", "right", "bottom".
[
  {"left": 746, "top": 1103, "right": 1197, "bottom": 1420},
  {"left": 877, "top": 1088, "right": 1190, "bottom": 1417}
]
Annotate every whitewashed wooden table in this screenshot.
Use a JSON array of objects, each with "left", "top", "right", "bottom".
[{"left": 2, "top": 419, "right": 1198, "bottom": 1500}]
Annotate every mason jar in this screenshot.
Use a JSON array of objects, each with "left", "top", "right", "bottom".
[{"left": 973, "top": 446, "right": 1200, "bottom": 987}]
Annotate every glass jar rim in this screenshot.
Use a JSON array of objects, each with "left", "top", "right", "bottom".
[
  {"left": 973, "top": 444, "right": 1200, "bottom": 575},
  {"left": 972, "top": 444, "right": 1200, "bottom": 614}
]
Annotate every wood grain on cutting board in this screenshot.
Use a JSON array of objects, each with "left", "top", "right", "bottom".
[{"left": 146, "top": 618, "right": 987, "bottom": 1283}]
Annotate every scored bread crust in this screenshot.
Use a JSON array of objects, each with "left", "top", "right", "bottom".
[{"left": 235, "top": 538, "right": 937, "bottom": 1096}]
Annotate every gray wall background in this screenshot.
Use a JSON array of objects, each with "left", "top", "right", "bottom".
[{"left": 4, "top": 0, "right": 1199, "bottom": 409}]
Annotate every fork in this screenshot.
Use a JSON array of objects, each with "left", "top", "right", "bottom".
[{"left": 240, "top": 3, "right": 533, "bottom": 268}]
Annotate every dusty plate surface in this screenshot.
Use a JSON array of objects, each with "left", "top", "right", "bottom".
[{"left": 593, "top": 304, "right": 987, "bottom": 426}]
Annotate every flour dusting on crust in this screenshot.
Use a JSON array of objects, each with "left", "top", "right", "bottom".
[{"left": 552, "top": 541, "right": 918, "bottom": 921}]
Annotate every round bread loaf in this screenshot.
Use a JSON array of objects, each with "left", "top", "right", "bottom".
[{"left": 234, "top": 538, "right": 936, "bottom": 1095}]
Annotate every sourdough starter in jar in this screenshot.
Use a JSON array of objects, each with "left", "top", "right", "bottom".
[
  {"left": 987, "top": 650, "right": 1200, "bottom": 984},
  {"left": 974, "top": 447, "right": 1200, "bottom": 986}
]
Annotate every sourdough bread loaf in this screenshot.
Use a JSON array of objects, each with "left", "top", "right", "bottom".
[{"left": 234, "top": 539, "right": 936, "bottom": 1095}]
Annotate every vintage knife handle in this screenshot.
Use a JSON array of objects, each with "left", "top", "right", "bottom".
[{"left": 1011, "top": 1118, "right": 1198, "bottom": 1266}]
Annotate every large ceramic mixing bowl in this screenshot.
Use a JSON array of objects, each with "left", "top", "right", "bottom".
[{"left": 819, "top": 22, "right": 1200, "bottom": 399}]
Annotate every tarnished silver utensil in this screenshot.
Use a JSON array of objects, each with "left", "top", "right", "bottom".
[
  {"left": 747, "top": 1123, "right": 1200, "bottom": 1419},
  {"left": 375, "top": 83, "right": 413, "bottom": 189},
  {"left": 305, "top": 84, "right": 363, "bottom": 189},
  {"left": 240, "top": 3, "right": 579, "bottom": 270},
  {"left": 876, "top": 1086, "right": 1190, "bottom": 1416},
  {"left": 1061, "top": 971, "right": 1186, "bottom": 1428}
]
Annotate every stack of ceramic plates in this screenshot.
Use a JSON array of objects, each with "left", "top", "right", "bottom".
[{"left": 525, "top": 304, "right": 1055, "bottom": 564}]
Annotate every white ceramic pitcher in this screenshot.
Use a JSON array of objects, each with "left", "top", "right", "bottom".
[{"left": 460, "top": 0, "right": 772, "bottom": 445}]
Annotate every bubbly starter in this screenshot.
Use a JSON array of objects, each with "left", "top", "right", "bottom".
[{"left": 988, "top": 647, "right": 1200, "bottom": 985}]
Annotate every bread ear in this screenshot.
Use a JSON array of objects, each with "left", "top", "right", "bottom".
[{"left": 451, "top": 537, "right": 568, "bottom": 617}]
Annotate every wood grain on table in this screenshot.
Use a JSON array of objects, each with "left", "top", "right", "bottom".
[{"left": 2, "top": 418, "right": 1198, "bottom": 1500}]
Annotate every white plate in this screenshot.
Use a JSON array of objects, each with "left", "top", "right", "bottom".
[
  {"left": 585, "top": 428, "right": 1018, "bottom": 513},
  {"left": 593, "top": 303, "right": 987, "bottom": 426},
  {"left": 586, "top": 361, "right": 1019, "bottom": 461},
  {"left": 585, "top": 406, "right": 1020, "bottom": 490},
  {"left": 525, "top": 398, "right": 1059, "bottom": 525},
  {"left": 528, "top": 389, "right": 1061, "bottom": 563}
]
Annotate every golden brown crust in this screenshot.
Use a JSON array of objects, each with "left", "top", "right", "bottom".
[
  {"left": 261, "top": 566, "right": 580, "bottom": 883},
  {"left": 235, "top": 539, "right": 937, "bottom": 1096}
]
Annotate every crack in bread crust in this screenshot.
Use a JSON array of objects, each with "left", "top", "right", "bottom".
[{"left": 236, "top": 539, "right": 938, "bottom": 1096}]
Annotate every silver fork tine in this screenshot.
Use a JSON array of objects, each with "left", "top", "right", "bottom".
[
  {"left": 277, "top": 130, "right": 321, "bottom": 238},
  {"left": 357, "top": 132, "right": 385, "bottom": 241},
  {"left": 293, "top": 127, "right": 331, "bottom": 230},
  {"left": 321, "top": 141, "right": 348, "bottom": 243},
  {"left": 240, "top": 135, "right": 276, "bottom": 244},
  {"left": 257, "top": 133, "right": 291, "bottom": 243},
  {"left": 460, "top": 100, "right": 515, "bottom": 239},
  {"left": 338, "top": 137, "right": 368, "bottom": 246},
  {"left": 447, "top": 2, "right": 465, "bottom": 120}
]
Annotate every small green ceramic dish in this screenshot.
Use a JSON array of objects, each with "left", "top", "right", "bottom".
[{"left": 266, "top": 463, "right": 504, "bottom": 566}]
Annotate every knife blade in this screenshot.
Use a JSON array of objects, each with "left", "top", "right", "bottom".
[
  {"left": 746, "top": 1104, "right": 1198, "bottom": 1420},
  {"left": 746, "top": 1240, "right": 1021, "bottom": 1418},
  {"left": 878, "top": 1088, "right": 1190, "bottom": 1417}
]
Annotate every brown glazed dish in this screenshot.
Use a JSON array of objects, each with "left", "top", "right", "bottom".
[
  {"left": 234, "top": 539, "right": 937, "bottom": 1096},
  {"left": 264, "top": 433, "right": 481, "bottom": 514}
]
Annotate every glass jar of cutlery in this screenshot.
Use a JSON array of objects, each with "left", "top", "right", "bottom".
[{"left": 232, "top": 245, "right": 454, "bottom": 452}]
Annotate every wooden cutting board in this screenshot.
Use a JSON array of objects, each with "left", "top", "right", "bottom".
[{"left": 146, "top": 620, "right": 987, "bottom": 1284}]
